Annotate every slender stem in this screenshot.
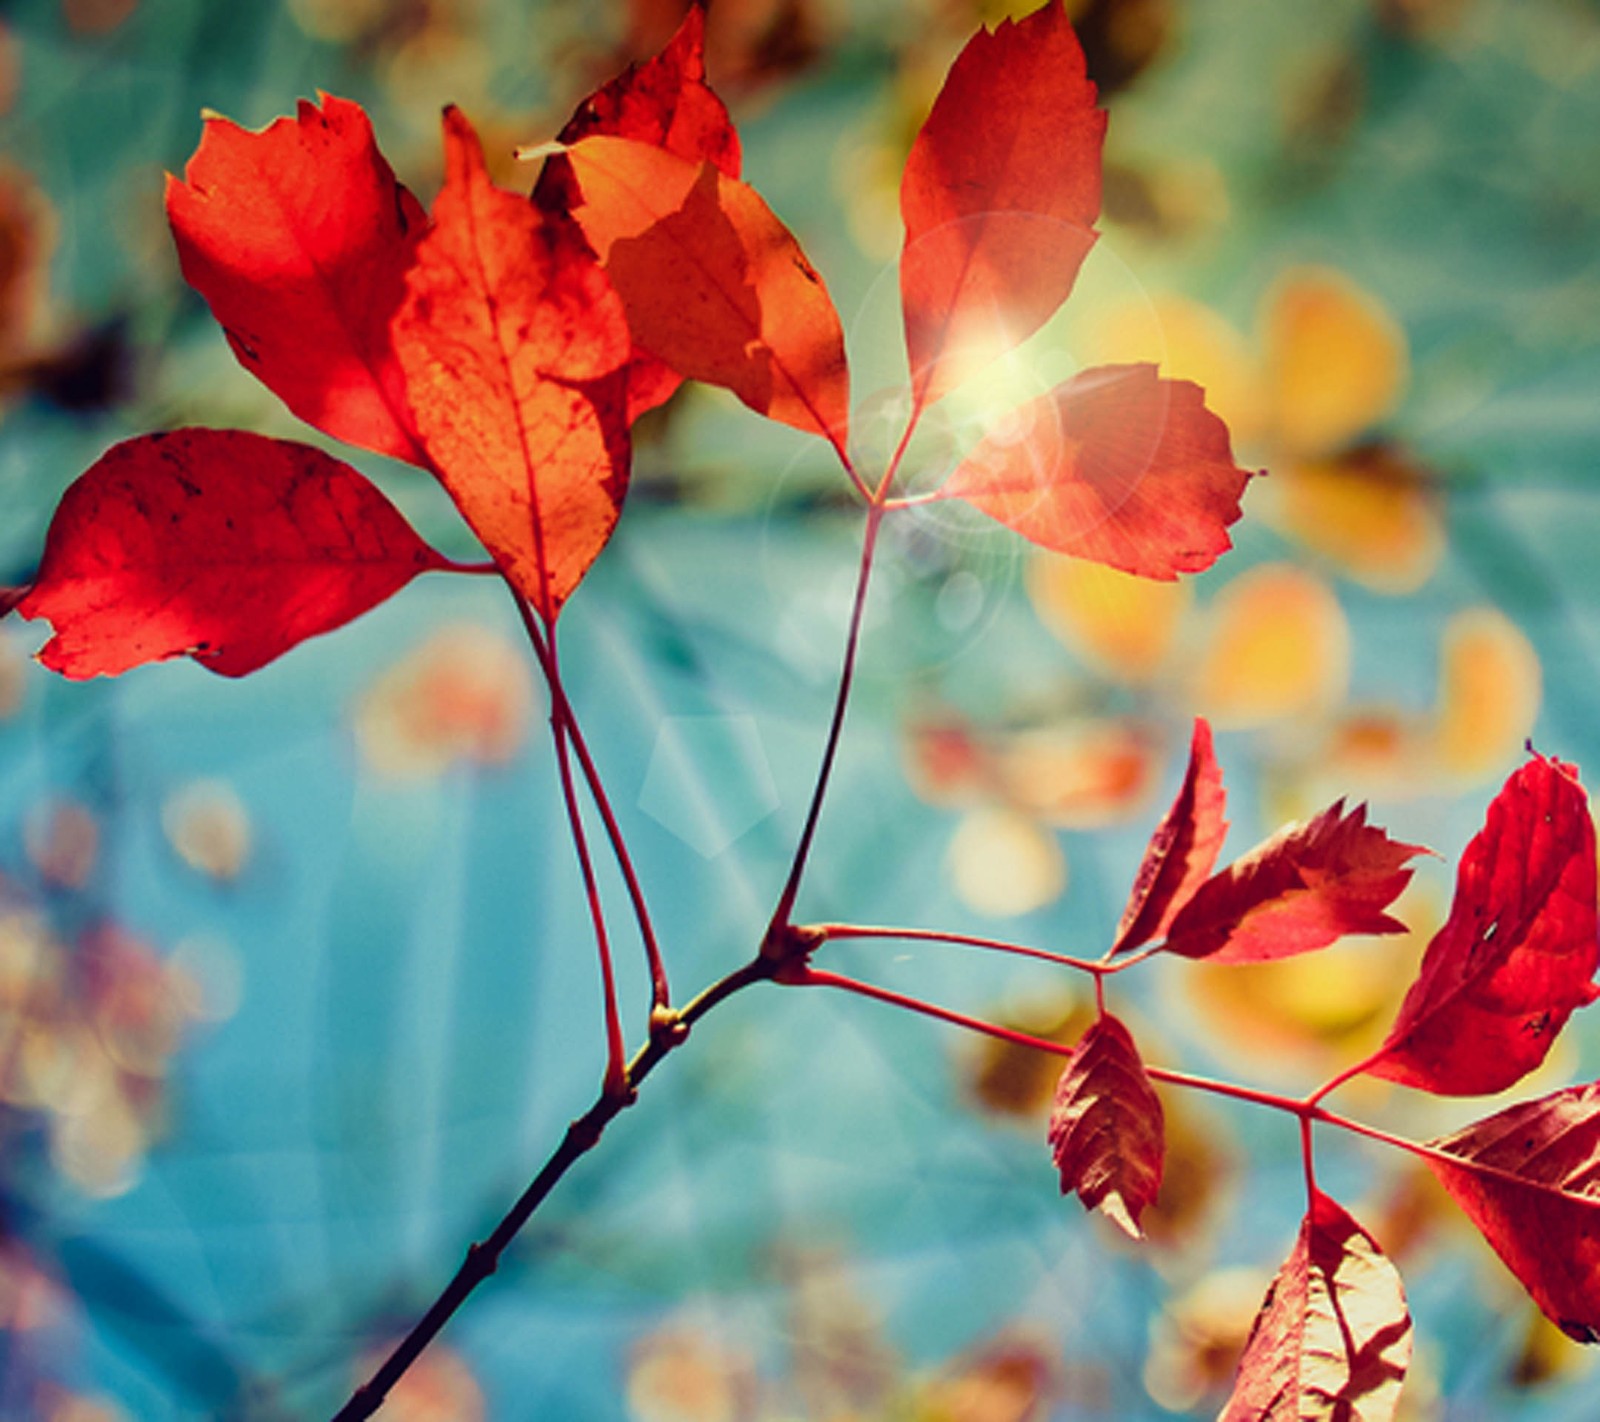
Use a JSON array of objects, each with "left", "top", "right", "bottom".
[
  {"left": 1303, "top": 1050, "right": 1385, "bottom": 1109},
  {"left": 332, "top": 955, "right": 776, "bottom": 1422},
  {"left": 508, "top": 586, "right": 670, "bottom": 1010},
  {"left": 766, "top": 504, "right": 887, "bottom": 934},
  {"left": 815, "top": 922, "right": 1109, "bottom": 977},
  {"left": 881, "top": 490, "right": 943, "bottom": 511},
  {"left": 435, "top": 557, "right": 505, "bottom": 575},
  {"left": 552, "top": 711, "right": 629, "bottom": 1097}
]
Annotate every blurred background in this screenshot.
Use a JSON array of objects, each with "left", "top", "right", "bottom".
[{"left": 3, "top": 0, "right": 1600, "bottom": 1416}]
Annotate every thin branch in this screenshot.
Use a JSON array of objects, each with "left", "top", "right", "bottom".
[
  {"left": 332, "top": 956, "right": 776, "bottom": 1422},
  {"left": 814, "top": 922, "right": 1108, "bottom": 977}
]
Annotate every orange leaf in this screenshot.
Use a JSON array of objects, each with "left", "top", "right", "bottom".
[
  {"left": 1220, "top": 1192, "right": 1411, "bottom": 1421},
  {"left": 900, "top": 0, "right": 1105, "bottom": 410},
  {"left": 394, "top": 109, "right": 632, "bottom": 621},
  {"left": 166, "top": 94, "right": 428, "bottom": 465},
  {"left": 1047, "top": 1013, "right": 1164, "bottom": 1238},
  {"left": 1111, "top": 718, "right": 1228, "bottom": 955},
  {"left": 1163, "top": 802, "right": 1424, "bottom": 963},
  {"left": 558, "top": 134, "right": 850, "bottom": 449},
  {"left": 533, "top": 4, "right": 740, "bottom": 424},
  {"left": 1424, "top": 1082, "right": 1600, "bottom": 1342},
  {"left": 14, "top": 429, "right": 448, "bottom": 679},
  {"left": 940, "top": 364, "right": 1256, "bottom": 580},
  {"left": 1366, "top": 754, "right": 1598, "bottom": 1095}
]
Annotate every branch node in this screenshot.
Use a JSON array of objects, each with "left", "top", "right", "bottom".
[{"left": 762, "top": 921, "right": 824, "bottom": 978}]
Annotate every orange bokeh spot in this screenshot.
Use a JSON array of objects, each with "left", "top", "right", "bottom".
[
  {"left": 1261, "top": 266, "right": 1408, "bottom": 458},
  {"left": 1189, "top": 564, "right": 1349, "bottom": 727},
  {"left": 1028, "top": 555, "right": 1190, "bottom": 683},
  {"left": 1430, "top": 607, "right": 1541, "bottom": 784}
]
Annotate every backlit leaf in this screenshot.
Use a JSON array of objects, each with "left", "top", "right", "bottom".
[
  {"left": 166, "top": 94, "right": 428, "bottom": 464},
  {"left": 1027, "top": 555, "right": 1190, "bottom": 684},
  {"left": 899, "top": 0, "right": 1105, "bottom": 409},
  {"left": 15, "top": 429, "right": 449, "bottom": 679},
  {"left": 1219, "top": 1191, "right": 1411, "bottom": 1422},
  {"left": 1047, "top": 1013, "right": 1164, "bottom": 1238},
  {"left": 393, "top": 109, "right": 632, "bottom": 620},
  {"left": 1423, "top": 1082, "right": 1600, "bottom": 1343},
  {"left": 1366, "top": 754, "right": 1598, "bottom": 1095},
  {"left": 534, "top": 4, "right": 740, "bottom": 423},
  {"left": 557, "top": 134, "right": 850, "bottom": 449},
  {"left": 1431, "top": 607, "right": 1541, "bottom": 784},
  {"left": 1112, "top": 718, "right": 1228, "bottom": 955},
  {"left": 1163, "top": 801, "right": 1424, "bottom": 963},
  {"left": 939, "top": 364, "right": 1254, "bottom": 579}
]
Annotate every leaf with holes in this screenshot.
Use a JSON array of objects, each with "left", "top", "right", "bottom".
[
  {"left": 554, "top": 134, "right": 850, "bottom": 451},
  {"left": 533, "top": 4, "right": 740, "bottom": 424},
  {"left": 900, "top": 0, "right": 1105, "bottom": 410},
  {"left": 166, "top": 94, "right": 428, "bottom": 465},
  {"left": 1161, "top": 800, "right": 1423, "bottom": 963},
  {"left": 1365, "top": 753, "right": 1598, "bottom": 1096},
  {"left": 1424, "top": 1081, "right": 1600, "bottom": 1342},
  {"left": 1111, "top": 717, "right": 1228, "bottom": 955},
  {"left": 1220, "top": 1191, "right": 1411, "bottom": 1421},
  {"left": 939, "top": 365, "right": 1255, "bottom": 580},
  {"left": 14, "top": 429, "right": 449, "bottom": 678},
  {"left": 1047, "top": 1013, "right": 1164, "bottom": 1238},
  {"left": 393, "top": 108, "right": 632, "bottom": 622}
]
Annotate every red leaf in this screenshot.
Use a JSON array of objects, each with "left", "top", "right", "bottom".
[
  {"left": 1162, "top": 801, "right": 1424, "bottom": 963},
  {"left": 939, "top": 366, "right": 1255, "bottom": 580},
  {"left": 1424, "top": 1082, "right": 1600, "bottom": 1342},
  {"left": 557, "top": 134, "right": 850, "bottom": 450},
  {"left": 1047, "top": 1013, "right": 1164, "bottom": 1238},
  {"left": 393, "top": 109, "right": 632, "bottom": 622},
  {"left": 900, "top": 0, "right": 1105, "bottom": 410},
  {"left": 1365, "top": 754, "right": 1598, "bottom": 1096},
  {"left": 1220, "top": 1191, "right": 1411, "bottom": 1422},
  {"left": 1111, "top": 717, "right": 1228, "bottom": 955},
  {"left": 166, "top": 94, "right": 428, "bottom": 465},
  {"left": 14, "top": 430, "right": 448, "bottom": 679},
  {"left": 533, "top": 4, "right": 741, "bottom": 425}
]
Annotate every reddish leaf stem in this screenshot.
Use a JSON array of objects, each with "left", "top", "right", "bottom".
[
  {"left": 814, "top": 922, "right": 1108, "bottom": 976},
  {"left": 332, "top": 954, "right": 777, "bottom": 1422},
  {"left": 766, "top": 504, "right": 887, "bottom": 938},
  {"left": 509, "top": 586, "right": 671, "bottom": 1010},
  {"left": 436, "top": 557, "right": 505, "bottom": 575}
]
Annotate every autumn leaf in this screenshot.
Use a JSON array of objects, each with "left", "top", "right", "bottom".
[
  {"left": 1047, "top": 1013, "right": 1164, "bottom": 1238},
  {"left": 166, "top": 94, "right": 428, "bottom": 465},
  {"left": 393, "top": 108, "right": 632, "bottom": 621},
  {"left": 533, "top": 3, "right": 740, "bottom": 424},
  {"left": 1364, "top": 753, "right": 1598, "bottom": 1095},
  {"left": 553, "top": 134, "right": 850, "bottom": 451},
  {"left": 14, "top": 429, "right": 449, "bottom": 679},
  {"left": 900, "top": 0, "right": 1105, "bottom": 410},
  {"left": 1220, "top": 1191, "right": 1411, "bottom": 1421},
  {"left": 1424, "top": 1082, "right": 1600, "bottom": 1342},
  {"left": 940, "top": 365, "right": 1253, "bottom": 578},
  {"left": 1111, "top": 717, "right": 1228, "bottom": 955},
  {"left": 1161, "top": 801, "right": 1423, "bottom": 963}
]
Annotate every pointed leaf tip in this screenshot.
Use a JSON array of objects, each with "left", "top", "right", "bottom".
[
  {"left": 1112, "top": 717, "right": 1228, "bottom": 955},
  {"left": 1048, "top": 1013, "right": 1164, "bottom": 1237}
]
